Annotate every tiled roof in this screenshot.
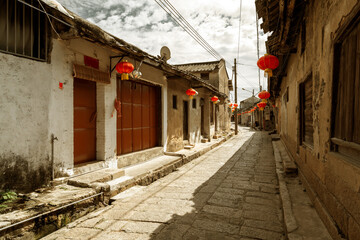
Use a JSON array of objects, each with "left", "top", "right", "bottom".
[{"left": 174, "top": 60, "right": 222, "bottom": 72}]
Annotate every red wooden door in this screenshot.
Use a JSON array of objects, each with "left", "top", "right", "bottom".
[
  {"left": 116, "top": 80, "right": 160, "bottom": 155},
  {"left": 74, "top": 78, "right": 96, "bottom": 164}
]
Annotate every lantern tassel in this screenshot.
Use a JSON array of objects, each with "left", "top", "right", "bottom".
[
  {"left": 121, "top": 73, "right": 129, "bottom": 80},
  {"left": 189, "top": 96, "right": 193, "bottom": 99},
  {"left": 265, "top": 68, "right": 273, "bottom": 77}
]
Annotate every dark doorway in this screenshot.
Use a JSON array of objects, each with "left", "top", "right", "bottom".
[
  {"left": 74, "top": 78, "right": 96, "bottom": 165},
  {"left": 201, "top": 98, "right": 205, "bottom": 135},
  {"left": 183, "top": 101, "right": 189, "bottom": 140}
]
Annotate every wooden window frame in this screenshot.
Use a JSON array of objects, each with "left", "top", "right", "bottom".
[
  {"left": 299, "top": 73, "right": 314, "bottom": 148},
  {"left": 331, "top": 6, "right": 360, "bottom": 160}
]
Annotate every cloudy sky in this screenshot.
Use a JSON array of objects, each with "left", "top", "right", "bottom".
[{"left": 57, "top": 0, "right": 268, "bottom": 101}]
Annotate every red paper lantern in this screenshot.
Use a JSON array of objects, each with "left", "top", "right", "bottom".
[
  {"left": 258, "top": 90, "right": 271, "bottom": 100},
  {"left": 186, "top": 88, "right": 198, "bottom": 99},
  {"left": 116, "top": 60, "right": 134, "bottom": 80},
  {"left": 257, "top": 102, "right": 267, "bottom": 111},
  {"left": 257, "top": 54, "right": 279, "bottom": 77},
  {"left": 228, "top": 103, "right": 233, "bottom": 108},
  {"left": 233, "top": 103, "right": 238, "bottom": 108},
  {"left": 211, "top": 96, "right": 219, "bottom": 103}
]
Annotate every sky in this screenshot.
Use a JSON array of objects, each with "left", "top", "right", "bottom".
[{"left": 56, "top": 0, "right": 268, "bottom": 101}]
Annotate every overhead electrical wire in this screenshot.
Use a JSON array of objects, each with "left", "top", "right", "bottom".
[
  {"left": 154, "top": 0, "right": 222, "bottom": 60},
  {"left": 154, "top": 0, "right": 260, "bottom": 88}
]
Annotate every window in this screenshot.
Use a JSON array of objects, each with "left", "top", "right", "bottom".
[
  {"left": 332, "top": 16, "right": 360, "bottom": 159},
  {"left": 0, "top": 0, "right": 48, "bottom": 60},
  {"left": 192, "top": 99, "right": 197, "bottom": 109},
  {"left": 201, "top": 73, "right": 209, "bottom": 80},
  {"left": 299, "top": 74, "right": 313, "bottom": 147},
  {"left": 172, "top": 95, "right": 177, "bottom": 109}
]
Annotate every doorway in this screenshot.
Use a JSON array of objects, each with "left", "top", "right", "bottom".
[
  {"left": 73, "top": 78, "right": 96, "bottom": 165},
  {"left": 200, "top": 98, "right": 205, "bottom": 135},
  {"left": 183, "top": 101, "right": 189, "bottom": 140}
]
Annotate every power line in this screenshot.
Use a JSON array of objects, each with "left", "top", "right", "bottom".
[
  {"left": 154, "top": 0, "right": 222, "bottom": 60},
  {"left": 154, "top": 0, "right": 260, "bottom": 88},
  {"left": 236, "top": 0, "right": 242, "bottom": 62}
]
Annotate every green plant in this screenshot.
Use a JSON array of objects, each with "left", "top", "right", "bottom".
[{"left": 0, "top": 191, "right": 17, "bottom": 202}]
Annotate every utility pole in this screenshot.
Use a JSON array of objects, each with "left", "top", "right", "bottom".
[{"left": 234, "top": 58, "right": 238, "bottom": 135}]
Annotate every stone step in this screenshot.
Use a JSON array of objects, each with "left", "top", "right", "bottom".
[
  {"left": 117, "top": 147, "right": 163, "bottom": 168},
  {"left": 201, "top": 138, "right": 209, "bottom": 143},
  {"left": 67, "top": 168, "right": 125, "bottom": 188},
  {"left": 109, "top": 155, "right": 181, "bottom": 199},
  {"left": 184, "top": 145, "right": 194, "bottom": 149}
]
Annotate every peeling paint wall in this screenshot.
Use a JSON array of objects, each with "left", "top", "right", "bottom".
[{"left": 276, "top": 0, "right": 360, "bottom": 238}]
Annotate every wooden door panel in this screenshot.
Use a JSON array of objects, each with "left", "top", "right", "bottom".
[
  {"left": 142, "top": 106, "right": 150, "bottom": 127},
  {"left": 132, "top": 129, "right": 142, "bottom": 152},
  {"left": 74, "top": 129, "right": 96, "bottom": 163},
  {"left": 133, "top": 104, "right": 142, "bottom": 128},
  {"left": 121, "top": 129, "right": 132, "bottom": 154},
  {"left": 122, "top": 103, "right": 132, "bottom": 129},
  {"left": 142, "top": 128, "right": 150, "bottom": 149},
  {"left": 116, "top": 80, "right": 160, "bottom": 155},
  {"left": 74, "top": 78, "right": 96, "bottom": 164}
]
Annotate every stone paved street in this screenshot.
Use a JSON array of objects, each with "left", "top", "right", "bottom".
[{"left": 43, "top": 128, "right": 285, "bottom": 240}]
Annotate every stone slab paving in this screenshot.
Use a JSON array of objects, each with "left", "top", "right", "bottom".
[{"left": 42, "top": 128, "right": 285, "bottom": 240}]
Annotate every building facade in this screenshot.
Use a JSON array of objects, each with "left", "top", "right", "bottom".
[{"left": 256, "top": 0, "right": 360, "bottom": 238}]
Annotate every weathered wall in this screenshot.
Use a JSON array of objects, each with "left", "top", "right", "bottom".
[
  {"left": 0, "top": 52, "right": 52, "bottom": 192},
  {"left": 276, "top": 0, "right": 360, "bottom": 238},
  {"left": 48, "top": 39, "right": 118, "bottom": 176},
  {"left": 166, "top": 79, "right": 204, "bottom": 151},
  {"left": 0, "top": 37, "right": 121, "bottom": 191}
]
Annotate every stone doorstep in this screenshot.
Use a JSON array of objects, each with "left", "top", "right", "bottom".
[
  {"left": 201, "top": 138, "right": 209, "bottom": 143},
  {"left": 67, "top": 168, "right": 125, "bottom": 188}
]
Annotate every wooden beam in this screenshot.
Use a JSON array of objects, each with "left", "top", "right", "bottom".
[
  {"left": 278, "top": 0, "right": 285, "bottom": 42},
  {"left": 281, "top": 0, "right": 296, "bottom": 46}
]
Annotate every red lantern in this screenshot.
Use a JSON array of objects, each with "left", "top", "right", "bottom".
[
  {"left": 228, "top": 103, "right": 233, "bottom": 108},
  {"left": 233, "top": 103, "right": 238, "bottom": 108},
  {"left": 257, "top": 102, "right": 267, "bottom": 111},
  {"left": 186, "top": 88, "right": 198, "bottom": 99},
  {"left": 257, "top": 54, "right": 279, "bottom": 77},
  {"left": 116, "top": 60, "right": 134, "bottom": 80},
  {"left": 258, "top": 90, "right": 271, "bottom": 100},
  {"left": 211, "top": 96, "right": 219, "bottom": 103}
]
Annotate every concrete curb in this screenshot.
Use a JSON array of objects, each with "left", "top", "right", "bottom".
[{"left": 272, "top": 141, "right": 299, "bottom": 239}]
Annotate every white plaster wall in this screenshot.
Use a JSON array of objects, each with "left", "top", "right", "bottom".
[
  {"left": 48, "top": 39, "right": 119, "bottom": 174},
  {"left": 0, "top": 51, "right": 52, "bottom": 191}
]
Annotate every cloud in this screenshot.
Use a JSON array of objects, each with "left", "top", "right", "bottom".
[{"left": 57, "top": 0, "right": 267, "bottom": 101}]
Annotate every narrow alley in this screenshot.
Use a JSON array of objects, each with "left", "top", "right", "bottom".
[{"left": 43, "top": 129, "right": 286, "bottom": 239}]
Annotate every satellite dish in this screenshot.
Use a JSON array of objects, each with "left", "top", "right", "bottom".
[{"left": 160, "top": 46, "right": 171, "bottom": 61}]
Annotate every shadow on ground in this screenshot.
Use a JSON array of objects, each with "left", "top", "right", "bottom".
[{"left": 145, "top": 131, "right": 285, "bottom": 240}]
